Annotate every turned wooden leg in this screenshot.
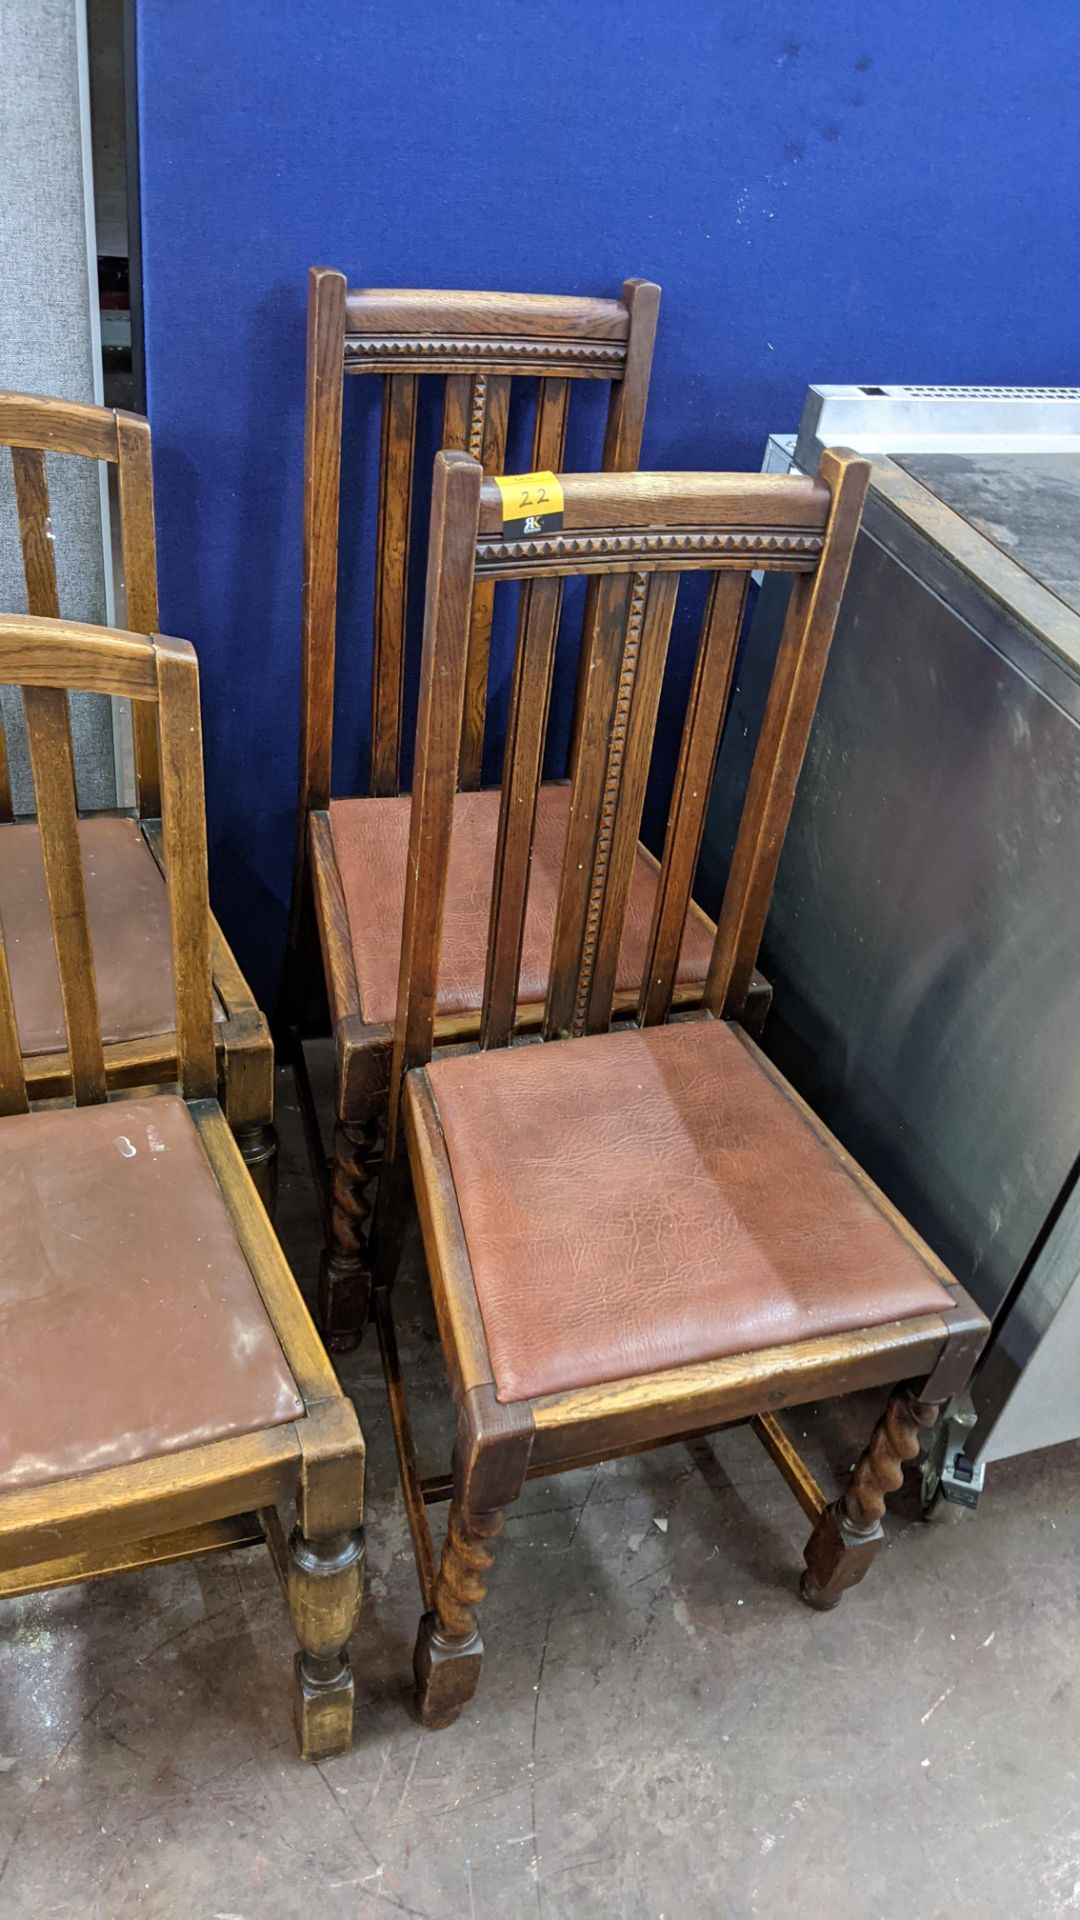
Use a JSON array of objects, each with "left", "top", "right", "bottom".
[
  {"left": 286, "top": 1524, "right": 365, "bottom": 1761},
  {"left": 235, "top": 1120, "right": 279, "bottom": 1216},
  {"left": 414, "top": 1500, "right": 505, "bottom": 1730},
  {"left": 800, "top": 1388, "right": 941, "bottom": 1611},
  {"left": 319, "top": 1118, "right": 381, "bottom": 1351}
]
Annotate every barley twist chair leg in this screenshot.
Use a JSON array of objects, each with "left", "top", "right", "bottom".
[
  {"left": 413, "top": 1500, "right": 504, "bottom": 1730},
  {"left": 286, "top": 1524, "right": 365, "bottom": 1761},
  {"left": 319, "top": 1117, "right": 381, "bottom": 1350},
  {"left": 800, "top": 1387, "right": 941, "bottom": 1611}
]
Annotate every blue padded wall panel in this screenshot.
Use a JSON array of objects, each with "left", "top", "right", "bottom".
[{"left": 137, "top": 1, "right": 1080, "bottom": 1002}]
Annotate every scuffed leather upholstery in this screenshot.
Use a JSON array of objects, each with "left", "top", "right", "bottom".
[
  {"left": 329, "top": 784, "right": 715, "bottom": 1027},
  {"left": 0, "top": 1095, "right": 303, "bottom": 1491},
  {"left": 0, "top": 816, "right": 218, "bottom": 1057},
  {"left": 424, "top": 1020, "right": 954, "bottom": 1404}
]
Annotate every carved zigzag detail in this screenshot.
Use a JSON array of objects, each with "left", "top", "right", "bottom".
[
  {"left": 476, "top": 526, "right": 825, "bottom": 574},
  {"left": 344, "top": 335, "right": 627, "bottom": 368},
  {"left": 571, "top": 571, "right": 650, "bottom": 1038},
  {"left": 467, "top": 374, "right": 487, "bottom": 460}
]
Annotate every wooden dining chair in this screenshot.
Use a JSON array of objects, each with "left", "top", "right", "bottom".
[
  {"left": 286, "top": 267, "right": 768, "bottom": 1352},
  {"left": 371, "top": 449, "right": 990, "bottom": 1729},
  {"left": 0, "top": 391, "right": 277, "bottom": 1205},
  {"left": 0, "top": 611, "right": 364, "bottom": 1762}
]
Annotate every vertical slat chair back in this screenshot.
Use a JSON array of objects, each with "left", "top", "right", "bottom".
[
  {"left": 0, "top": 614, "right": 215, "bottom": 1113},
  {"left": 295, "top": 268, "right": 660, "bottom": 840},
  {"left": 0, "top": 391, "right": 162, "bottom": 819},
  {"left": 383, "top": 448, "right": 870, "bottom": 1165}
]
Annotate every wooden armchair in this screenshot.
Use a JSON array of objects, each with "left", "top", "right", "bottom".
[
  {"left": 0, "top": 612, "right": 364, "bottom": 1762},
  {"left": 372, "top": 449, "right": 990, "bottom": 1729},
  {"left": 286, "top": 267, "right": 762, "bottom": 1352},
  {"left": 0, "top": 392, "right": 276, "bottom": 1204}
]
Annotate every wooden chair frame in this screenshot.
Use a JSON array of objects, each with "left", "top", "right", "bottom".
[
  {"left": 282, "top": 267, "right": 761, "bottom": 1351},
  {"left": 0, "top": 612, "right": 364, "bottom": 1762},
  {"left": 0, "top": 391, "right": 276, "bottom": 1204},
  {"left": 370, "top": 450, "right": 988, "bottom": 1728}
]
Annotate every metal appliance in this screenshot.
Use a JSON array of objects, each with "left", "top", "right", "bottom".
[{"left": 701, "top": 387, "right": 1080, "bottom": 1481}]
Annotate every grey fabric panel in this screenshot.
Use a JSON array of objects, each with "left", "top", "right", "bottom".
[{"left": 0, "top": 0, "right": 116, "bottom": 810}]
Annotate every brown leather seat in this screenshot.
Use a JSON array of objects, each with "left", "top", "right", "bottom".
[
  {"left": 0, "top": 1095, "right": 303, "bottom": 1493},
  {"left": 0, "top": 815, "right": 216, "bottom": 1057},
  {"left": 329, "top": 784, "right": 716, "bottom": 1027},
  {"left": 423, "top": 1019, "right": 954, "bottom": 1404}
]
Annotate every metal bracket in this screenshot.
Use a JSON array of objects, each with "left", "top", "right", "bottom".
[{"left": 920, "top": 1396, "right": 986, "bottom": 1514}]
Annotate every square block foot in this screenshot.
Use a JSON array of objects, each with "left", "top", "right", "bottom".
[
  {"left": 413, "top": 1613, "right": 483, "bottom": 1730},
  {"left": 801, "top": 1504, "right": 885, "bottom": 1611},
  {"left": 293, "top": 1651, "right": 355, "bottom": 1761}
]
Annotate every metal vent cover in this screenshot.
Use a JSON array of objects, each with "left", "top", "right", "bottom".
[
  {"left": 875, "top": 384, "right": 1080, "bottom": 401},
  {"left": 794, "top": 384, "right": 1080, "bottom": 465}
]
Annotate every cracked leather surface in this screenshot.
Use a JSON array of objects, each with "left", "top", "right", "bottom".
[
  {"left": 329, "top": 784, "right": 715, "bottom": 1027},
  {"left": 0, "top": 1095, "right": 303, "bottom": 1492},
  {"left": 425, "top": 1020, "right": 954, "bottom": 1404}
]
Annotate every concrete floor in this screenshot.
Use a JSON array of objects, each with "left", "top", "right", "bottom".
[{"left": 2, "top": 1066, "right": 1078, "bottom": 1919}]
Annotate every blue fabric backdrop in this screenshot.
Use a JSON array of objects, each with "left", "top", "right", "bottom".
[{"left": 137, "top": 1, "right": 1080, "bottom": 1004}]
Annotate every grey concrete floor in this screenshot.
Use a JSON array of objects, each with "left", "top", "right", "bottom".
[{"left": 2, "top": 1062, "right": 1078, "bottom": 1919}]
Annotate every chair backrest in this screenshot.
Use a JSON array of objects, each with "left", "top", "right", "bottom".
[
  {"left": 0, "top": 391, "right": 162, "bottom": 817},
  {"left": 0, "top": 614, "right": 214, "bottom": 1115},
  {"left": 384, "top": 448, "right": 870, "bottom": 1158},
  {"left": 297, "top": 268, "right": 660, "bottom": 819}
]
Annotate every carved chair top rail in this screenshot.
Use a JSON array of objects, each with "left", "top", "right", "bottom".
[
  {"left": 344, "top": 340, "right": 627, "bottom": 378},
  {"left": 474, "top": 471, "right": 833, "bottom": 577},
  {"left": 344, "top": 285, "right": 636, "bottom": 346},
  {"left": 477, "top": 470, "right": 833, "bottom": 535},
  {"left": 343, "top": 285, "right": 648, "bottom": 377}
]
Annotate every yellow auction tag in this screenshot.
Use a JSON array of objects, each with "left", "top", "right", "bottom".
[{"left": 494, "top": 470, "right": 565, "bottom": 536}]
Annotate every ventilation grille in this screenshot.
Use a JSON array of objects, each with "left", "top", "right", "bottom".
[{"left": 876, "top": 385, "right": 1080, "bottom": 402}]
